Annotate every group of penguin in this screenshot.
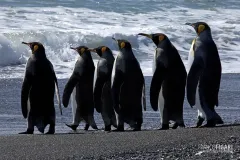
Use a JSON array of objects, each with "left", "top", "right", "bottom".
[{"left": 19, "top": 22, "right": 223, "bottom": 134}]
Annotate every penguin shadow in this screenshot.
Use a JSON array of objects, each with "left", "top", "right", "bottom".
[
  {"left": 23, "top": 128, "right": 103, "bottom": 136},
  {"left": 110, "top": 126, "right": 158, "bottom": 133},
  {"left": 111, "top": 129, "right": 151, "bottom": 133},
  {"left": 44, "top": 129, "right": 151, "bottom": 135},
  {"left": 42, "top": 132, "right": 86, "bottom": 136},
  {"left": 187, "top": 123, "right": 240, "bottom": 129},
  {"left": 213, "top": 123, "right": 240, "bottom": 128},
  {"left": 62, "top": 126, "right": 129, "bottom": 135},
  {"left": 64, "top": 129, "right": 104, "bottom": 135},
  {"left": 39, "top": 130, "right": 99, "bottom": 135}
]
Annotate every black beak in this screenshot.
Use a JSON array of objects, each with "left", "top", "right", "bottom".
[
  {"left": 137, "top": 33, "right": 152, "bottom": 39},
  {"left": 70, "top": 47, "right": 77, "bottom": 51},
  {"left": 185, "top": 23, "right": 195, "bottom": 27},
  {"left": 112, "top": 37, "right": 118, "bottom": 41},
  {"left": 22, "top": 42, "right": 30, "bottom": 46}
]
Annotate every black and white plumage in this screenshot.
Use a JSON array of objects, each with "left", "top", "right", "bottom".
[
  {"left": 111, "top": 38, "right": 146, "bottom": 131},
  {"left": 138, "top": 33, "right": 186, "bottom": 130},
  {"left": 186, "top": 22, "right": 223, "bottom": 127},
  {"left": 20, "top": 42, "right": 62, "bottom": 134},
  {"left": 89, "top": 46, "right": 117, "bottom": 131},
  {"left": 62, "top": 46, "right": 98, "bottom": 131}
]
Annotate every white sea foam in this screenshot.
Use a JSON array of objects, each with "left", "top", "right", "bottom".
[{"left": 0, "top": 4, "right": 239, "bottom": 78}]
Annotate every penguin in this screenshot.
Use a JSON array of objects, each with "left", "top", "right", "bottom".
[
  {"left": 138, "top": 33, "right": 187, "bottom": 130},
  {"left": 185, "top": 22, "right": 223, "bottom": 127},
  {"left": 88, "top": 46, "right": 117, "bottom": 131},
  {"left": 20, "top": 42, "right": 62, "bottom": 134},
  {"left": 62, "top": 46, "right": 98, "bottom": 131},
  {"left": 111, "top": 38, "right": 146, "bottom": 131}
]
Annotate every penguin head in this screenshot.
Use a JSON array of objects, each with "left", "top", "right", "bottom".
[
  {"left": 138, "top": 33, "right": 167, "bottom": 46},
  {"left": 185, "top": 22, "right": 211, "bottom": 35},
  {"left": 88, "top": 46, "right": 110, "bottom": 57},
  {"left": 22, "top": 42, "right": 45, "bottom": 55},
  {"left": 112, "top": 38, "right": 132, "bottom": 52},
  {"left": 70, "top": 46, "right": 89, "bottom": 56}
]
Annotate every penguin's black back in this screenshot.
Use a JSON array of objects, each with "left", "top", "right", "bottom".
[
  {"left": 116, "top": 55, "right": 144, "bottom": 118},
  {"left": 74, "top": 56, "right": 95, "bottom": 114},
  {"left": 196, "top": 38, "right": 221, "bottom": 109},
  {"left": 26, "top": 56, "right": 56, "bottom": 116}
]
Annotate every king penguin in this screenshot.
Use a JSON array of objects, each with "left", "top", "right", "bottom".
[
  {"left": 20, "top": 42, "right": 62, "bottom": 134},
  {"left": 111, "top": 38, "right": 146, "bottom": 131},
  {"left": 138, "top": 33, "right": 187, "bottom": 130},
  {"left": 185, "top": 22, "right": 223, "bottom": 127},
  {"left": 62, "top": 46, "right": 98, "bottom": 131},
  {"left": 88, "top": 46, "right": 117, "bottom": 131}
]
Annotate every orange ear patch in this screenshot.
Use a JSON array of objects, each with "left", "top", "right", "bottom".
[
  {"left": 120, "top": 42, "right": 125, "bottom": 49},
  {"left": 198, "top": 24, "right": 205, "bottom": 34},
  {"left": 33, "top": 45, "right": 38, "bottom": 52},
  {"left": 80, "top": 48, "right": 85, "bottom": 54},
  {"left": 159, "top": 35, "right": 164, "bottom": 41},
  {"left": 101, "top": 46, "right": 107, "bottom": 53}
]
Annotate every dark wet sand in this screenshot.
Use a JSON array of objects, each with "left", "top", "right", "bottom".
[{"left": 1, "top": 125, "right": 240, "bottom": 159}]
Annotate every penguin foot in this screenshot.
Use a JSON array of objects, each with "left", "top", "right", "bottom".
[
  {"left": 178, "top": 123, "right": 185, "bottom": 128},
  {"left": 91, "top": 125, "right": 98, "bottom": 130},
  {"left": 113, "top": 125, "right": 124, "bottom": 132},
  {"left": 84, "top": 124, "right": 90, "bottom": 131},
  {"left": 133, "top": 127, "right": 141, "bottom": 131},
  {"left": 202, "top": 120, "right": 216, "bottom": 127},
  {"left": 171, "top": 122, "right": 179, "bottom": 129},
  {"left": 110, "top": 118, "right": 118, "bottom": 128},
  {"left": 19, "top": 129, "right": 34, "bottom": 134},
  {"left": 132, "top": 124, "right": 141, "bottom": 131},
  {"left": 196, "top": 117, "right": 205, "bottom": 128},
  {"left": 159, "top": 124, "right": 169, "bottom": 130},
  {"left": 45, "top": 125, "right": 55, "bottom": 134},
  {"left": 46, "top": 128, "right": 55, "bottom": 134},
  {"left": 112, "top": 123, "right": 118, "bottom": 129},
  {"left": 104, "top": 125, "right": 111, "bottom": 131},
  {"left": 38, "top": 127, "right": 45, "bottom": 134},
  {"left": 45, "top": 130, "right": 55, "bottom": 134},
  {"left": 65, "top": 124, "right": 78, "bottom": 131},
  {"left": 215, "top": 118, "right": 224, "bottom": 125}
]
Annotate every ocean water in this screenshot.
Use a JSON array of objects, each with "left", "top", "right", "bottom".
[
  {"left": 0, "top": 0, "right": 240, "bottom": 78},
  {"left": 0, "top": 1, "right": 240, "bottom": 134}
]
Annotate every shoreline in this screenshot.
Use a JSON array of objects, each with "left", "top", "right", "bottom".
[{"left": 1, "top": 125, "right": 240, "bottom": 159}]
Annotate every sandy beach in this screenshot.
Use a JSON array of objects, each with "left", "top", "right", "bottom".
[{"left": 0, "top": 125, "right": 239, "bottom": 159}]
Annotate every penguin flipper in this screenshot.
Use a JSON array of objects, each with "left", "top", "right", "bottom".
[
  {"left": 111, "top": 70, "right": 124, "bottom": 114},
  {"left": 55, "top": 82, "right": 62, "bottom": 115},
  {"left": 150, "top": 65, "right": 166, "bottom": 111},
  {"left": 187, "top": 58, "right": 203, "bottom": 107},
  {"left": 53, "top": 73, "right": 62, "bottom": 115},
  {"left": 21, "top": 73, "right": 32, "bottom": 119},
  {"left": 62, "top": 73, "right": 79, "bottom": 107},
  {"left": 71, "top": 87, "right": 78, "bottom": 124},
  {"left": 94, "top": 75, "right": 107, "bottom": 113},
  {"left": 142, "top": 77, "right": 146, "bottom": 111},
  {"left": 49, "top": 62, "right": 63, "bottom": 115}
]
